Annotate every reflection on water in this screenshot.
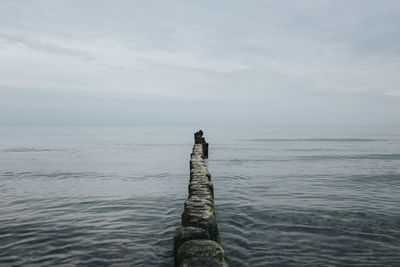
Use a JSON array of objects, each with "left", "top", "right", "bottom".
[{"left": 0, "top": 127, "right": 399, "bottom": 266}]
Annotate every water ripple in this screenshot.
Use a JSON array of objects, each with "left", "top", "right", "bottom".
[
  {"left": 0, "top": 195, "right": 182, "bottom": 266},
  {"left": 1, "top": 128, "right": 400, "bottom": 266}
]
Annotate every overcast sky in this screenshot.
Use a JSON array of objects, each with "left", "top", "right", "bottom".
[{"left": 0, "top": 0, "right": 399, "bottom": 127}]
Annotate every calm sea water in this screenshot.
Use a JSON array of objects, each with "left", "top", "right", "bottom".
[{"left": 0, "top": 127, "right": 399, "bottom": 266}]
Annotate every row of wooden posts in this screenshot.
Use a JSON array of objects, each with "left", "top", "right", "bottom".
[{"left": 173, "top": 130, "right": 228, "bottom": 266}]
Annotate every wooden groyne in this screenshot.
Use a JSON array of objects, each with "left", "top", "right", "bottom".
[{"left": 173, "top": 130, "right": 228, "bottom": 267}]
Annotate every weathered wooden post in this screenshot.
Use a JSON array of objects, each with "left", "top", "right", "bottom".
[
  {"left": 173, "top": 130, "right": 228, "bottom": 267},
  {"left": 194, "top": 130, "right": 208, "bottom": 158}
]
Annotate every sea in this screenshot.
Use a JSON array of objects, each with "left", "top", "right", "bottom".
[{"left": 0, "top": 126, "right": 399, "bottom": 266}]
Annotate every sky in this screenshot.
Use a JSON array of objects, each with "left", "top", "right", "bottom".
[{"left": 0, "top": 0, "right": 399, "bottom": 127}]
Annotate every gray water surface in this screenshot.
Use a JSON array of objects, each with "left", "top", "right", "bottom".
[{"left": 1, "top": 127, "right": 399, "bottom": 266}]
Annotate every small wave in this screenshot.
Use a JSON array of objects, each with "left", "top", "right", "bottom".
[
  {"left": 1, "top": 171, "right": 100, "bottom": 180},
  {"left": 212, "top": 153, "right": 400, "bottom": 164},
  {"left": 249, "top": 138, "right": 385, "bottom": 142},
  {"left": 300, "top": 153, "right": 400, "bottom": 161},
  {"left": 348, "top": 174, "right": 400, "bottom": 185},
  {"left": 2, "top": 147, "right": 67, "bottom": 153},
  {"left": 128, "top": 143, "right": 188, "bottom": 147}
]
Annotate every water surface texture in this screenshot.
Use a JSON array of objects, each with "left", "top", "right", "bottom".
[{"left": 1, "top": 127, "right": 399, "bottom": 266}]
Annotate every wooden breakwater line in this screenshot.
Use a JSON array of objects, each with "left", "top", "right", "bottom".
[{"left": 173, "top": 130, "right": 228, "bottom": 267}]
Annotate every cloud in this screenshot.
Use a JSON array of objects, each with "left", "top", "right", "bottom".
[
  {"left": 0, "top": 0, "right": 399, "bottom": 126},
  {"left": 384, "top": 90, "right": 400, "bottom": 97},
  {"left": 0, "top": 33, "right": 95, "bottom": 61}
]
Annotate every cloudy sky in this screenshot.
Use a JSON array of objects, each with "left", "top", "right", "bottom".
[{"left": 0, "top": 0, "right": 399, "bottom": 127}]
